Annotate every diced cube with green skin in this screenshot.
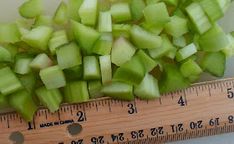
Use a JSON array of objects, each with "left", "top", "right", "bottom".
[
  {"left": 200, "top": 52, "right": 226, "bottom": 77},
  {"left": 39, "top": 65, "right": 66, "bottom": 89},
  {"left": 148, "top": 35, "right": 175, "bottom": 59},
  {"left": 92, "top": 33, "right": 113, "bottom": 55},
  {"left": 0, "top": 46, "right": 12, "bottom": 62},
  {"left": 79, "top": 0, "right": 98, "bottom": 26},
  {"left": 56, "top": 42, "right": 82, "bottom": 69},
  {"left": 180, "top": 59, "right": 202, "bottom": 78},
  {"left": 112, "top": 24, "right": 131, "bottom": 39},
  {"left": 143, "top": 2, "right": 170, "bottom": 26},
  {"left": 30, "top": 53, "right": 53, "bottom": 70},
  {"left": 176, "top": 43, "right": 197, "bottom": 62},
  {"left": 18, "top": 0, "right": 42, "bottom": 19},
  {"left": 135, "top": 50, "right": 157, "bottom": 72},
  {"left": 113, "top": 56, "right": 145, "bottom": 86},
  {"left": 134, "top": 73, "right": 160, "bottom": 100},
  {"left": 199, "top": 0, "right": 223, "bottom": 22},
  {"left": 165, "top": 15, "right": 188, "bottom": 37},
  {"left": 99, "top": 55, "right": 112, "bottom": 84},
  {"left": 88, "top": 81, "right": 104, "bottom": 99},
  {"left": 130, "top": 0, "right": 146, "bottom": 21},
  {"left": 49, "top": 30, "right": 69, "bottom": 55},
  {"left": 83, "top": 56, "right": 101, "bottom": 80},
  {"left": 0, "top": 94, "right": 8, "bottom": 109},
  {"left": 185, "top": 2, "right": 211, "bottom": 34},
  {"left": 199, "top": 24, "right": 229, "bottom": 52},
  {"left": 111, "top": 37, "right": 136, "bottom": 66},
  {"left": 34, "top": 15, "right": 53, "bottom": 27},
  {"left": 159, "top": 64, "right": 190, "bottom": 93},
  {"left": 36, "top": 87, "right": 63, "bottom": 113},
  {"left": 173, "top": 36, "right": 186, "bottom": 47},
  {"left": 71, "top": 20, "right": 100, "bottom": 55},
  {"left": 0, "top": 67, "right": 23, "bottom": 95},
  {"left": 9, "top": 90, "right": 37, "bottom": 122},
  {"left": 101, "top": 82, "right": 134, "bottom": 101},
  {"left": 64, "top": 81, "right": 89, "bottom": 103},
  {"left": 68, "top": 0, "right": 84, "bottom": 21},
  {"left": 0, "top": 23, "right": 21, "bottom": 43},
  {"left": 64, "top": 65, "right": 83, "bottom": 81},
  {"left": 14, "top": 57, "right": 32, "bottom": 75},
  {"left": 22, "top": 26, "right": 53, "bottom": 51},
  {"left": 53, "top": 1, "right": 68, "bottom": 25},
  {"left": 130, "top": 25, "right": 162, "bottom": 49},
  {"left": 98, "top": 11, "right": 112, "bottom": 32},
  {"left": 140, "top": 22, "right": 164, "bottom": 35},
  {"left": 110, "top": 3, "right": 132, "bottom": 23}
]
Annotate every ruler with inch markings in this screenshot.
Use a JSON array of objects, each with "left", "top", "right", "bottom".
[{"left": 1, "top": 78, "right": 234, "bottom": 144}]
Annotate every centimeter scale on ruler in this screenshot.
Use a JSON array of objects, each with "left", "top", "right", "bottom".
[{"left": 1, "top": 78, "right": 234, "bottom": 144}]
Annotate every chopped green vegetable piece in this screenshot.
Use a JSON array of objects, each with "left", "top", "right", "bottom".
[
  {"left": 199, "top": 24, "right": 229, "bottom": 52},
  {"left": 166, "top": 47, "right": 177, "bottom": 59},
  {"left": 9, "top": 90, "right": 37, "bottom": 121},
  {"left": 149, "top": 35, "right": 175, "bottom": 59},
  {"left": 0, "top": 67, "right": 23, "bottom": 95},
  {"left": 0, "top": 94, "right": 8, "bottom": 109},
  {"left": 22, "top": 26, "right": 53, "bottom": 51},
  {"left": 14, "top": 57, "right": 32, "bottom": 75},
  {"left": 71, "top": 20, "right": 100, "bottom": 55},
  {"left": 130, "top": 0, "right": 145, "bottom": 21},
  {"left": 18, "top": 0, "right": 42, "bottom": 19},
  {"left": 19, "top": 72, "right": 36, "bottom": 95},
  {"left": 99, "top": 55, "right": 112, "bottom": 84},
  {"left": 200, "top": 52, "right": 226, "bottom": 77},
  {"left": 135, "top": 50, "right": 157, "bottom": 72},
  {"left": 64, "top": 65, "right": 83, "bottom": 81},
  {"left": 30, "top": 53, "right": 53, "bottom": 70},
  {"left": 159, "top": 64, "right": 190, "bottom": 93},
  {"left": 36, "top": 87, "right": 63, "bottom": 113},
  {"left": 64, "top": 81, "right": 89, "bottom": 103},
  {"left": 112, "top": 24, "right": 131, "bottom": 38},
  {"left": 79, "top": 0, "right": 98, "bottom": 26},
  {"left": 111, "top": 37, "right": 136, "bottom": 66},
  {"left": 134, "top": 73, "right": 160, "bottom": 100},
  {"left": 143, "top": 2, "right": 170, "bottom": 26},
  {"left": 67, "top": 0, "right": 83, "bottom": 21},
  {"left": 165, "top": 15, "right": 188, "bottom": 37},
  {"left": 113, "top": 56, "right": 145, "bottom": 86},
  {"left": 222, "top": 33, "right": 234, "bottom": 57},
  {"left": 110, "top": 3, "right": 132, "bottom": 23},
  {"left": 140, "top": 22, "right": 164, "bottom": 35},
  {"left": 180, "top": 59, "right": 202, "bottom": 77},
  {"left": 199, "top": 0, "right": 223, "bottom": 22},
  {"left": 0, "top": 46, "right": 12, "bottom": 62},
  {"left": 49, "top": 30, "right": 69, "bottom": 55},
  {"left": 39, "top": 65, "right": 66, "bottom": 89},
  {"left": 92, "top": 33, "right": 113, "bottom": 55},
  {"left": 0, "top": 23, "right": 21, "bottom": 43},
  {"left": 163, "top": 0, "right": 178, "bottom": 6},
  {"left": 34, "top": 15, "right": 53, "bottom": 27},
  {"left": 130, "top": 25, "right": 162, "bottom": 49},
  {"left": 185, "top": 2, "right": 211, "bottom": 34},
  {"left": 83, "top": 56, "right": 101, "bottom": 80},
  {"left": 217, "top": 0, "right": 231, "bottom": 13},
  {"left": 98, "top": 11, "right": 112, "bottom": 32},
  {"left": 88, "top": 81, "right": 104, "bottom": 99},
  {"left": 173, "top": 36, "right": 186, "bottom": 47},
  {"left": 176, "top": 43, "right": 197, "bottom": 62},
  {"left": 56, "top": 42, "right": 82, "bottom": 69},
  {"left": 53, "top": 1, "right": 68, "bottom": 25},
  {"left": 101, "top": 82, "right": 134, "bottom": 101}
]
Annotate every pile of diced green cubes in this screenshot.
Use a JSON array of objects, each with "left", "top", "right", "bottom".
[{"left": 0, "top": 0, "right": 233, "bottom": 121}]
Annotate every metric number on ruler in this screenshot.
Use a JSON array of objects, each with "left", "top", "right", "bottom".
[{"left": 1, "top": 78, "right": 234, "bottom": 144}]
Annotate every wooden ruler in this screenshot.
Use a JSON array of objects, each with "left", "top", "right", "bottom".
[{"left": 1, "top": 78, "right": 234, "bottom": 144}]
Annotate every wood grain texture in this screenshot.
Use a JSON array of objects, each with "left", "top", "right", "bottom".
[{"left": 1, "top": 78, "right": 234, "bottom": 144}]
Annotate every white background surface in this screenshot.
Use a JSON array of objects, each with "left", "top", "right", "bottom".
[{"left": 0, "top": 0, "right": 234, "bottom": 143}]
